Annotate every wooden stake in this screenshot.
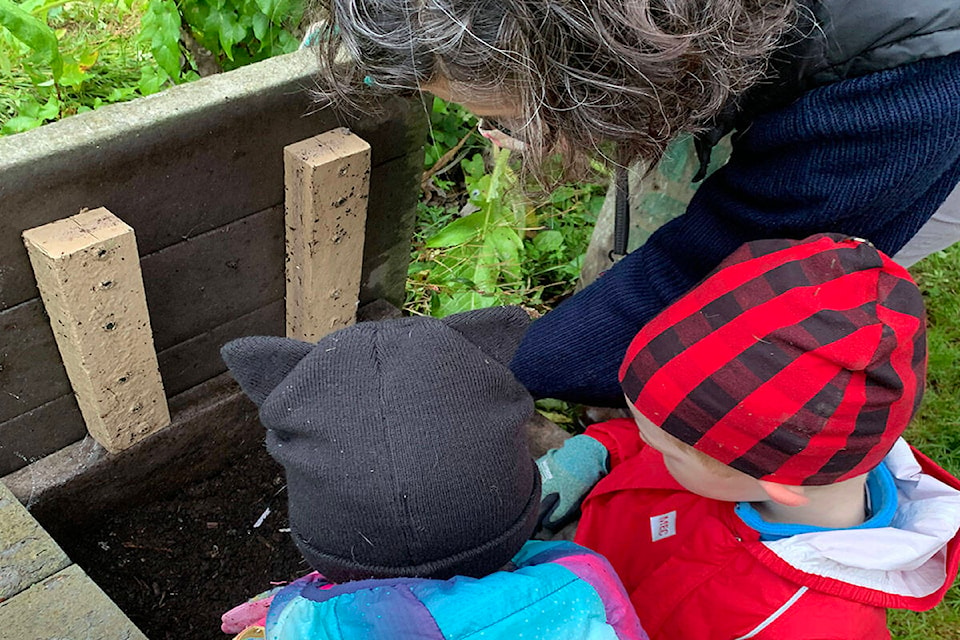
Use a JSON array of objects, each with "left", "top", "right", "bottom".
[
  {"left": 284, "top": 128, "right": 371, "bottom": 342},
  {"left": 22, "top": 208, "right": 170, "bottom": 452}
]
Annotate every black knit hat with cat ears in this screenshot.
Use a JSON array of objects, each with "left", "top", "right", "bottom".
[{"left": 221, "top": 306, "right": 539, "bottom": 582}]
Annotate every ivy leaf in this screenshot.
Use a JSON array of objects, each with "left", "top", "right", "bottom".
[
  {"left": 217, "top": 12, "right": 248, "bottom": 61},
  {"left": 0, "top": 0, "right": 63, "bottom": 80},
  {"left": 14, "top": 95, "right": 41, "bottom": 118},
  {"left": 141, "top": 0, "right": 181, "bottom": 80},
  {"left": 461, "top": 153, "right": 486, "bottom": 183},
  {"left": 275, "top": 28, "right": 298, "bottom": 53},
  {"left": 253, "top": 0, "right": 277, "bottom": 18},
  {"left": 138, "top": 64, "right": 168, "bottom": 95},
  {"left": 107, "top": 86, "right": 139, "bottom": 101},
  {"left": 35, "top": 95, "right": 59, "bottom": 120},
  {"left": 251, "top": 11, "right": 268, "bottom": 40}
]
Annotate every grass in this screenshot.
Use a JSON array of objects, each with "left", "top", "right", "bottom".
[
  {"left": 891, "top": 589, "right": 960, "bottom": 640},
  {"left": 888, "top": 244, "right": 960, "bottom": 639},
  {"left": 0, "top": 0, "right": 153, "bottom": 134},
  {"left": 1, "top": 0, "right": 301, "bottom": 135}
]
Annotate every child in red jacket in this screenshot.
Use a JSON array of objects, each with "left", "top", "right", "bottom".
[{"left": 537, "top": 234, "right": 960, "bottom": 639}]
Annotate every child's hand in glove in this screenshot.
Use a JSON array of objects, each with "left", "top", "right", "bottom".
[{"left": 536, "top": 434, "right": 609, "bottom": 532}]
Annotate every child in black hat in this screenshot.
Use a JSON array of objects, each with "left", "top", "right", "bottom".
[{"left": 219, "top": 306, "right": 647, "bottom": 640}]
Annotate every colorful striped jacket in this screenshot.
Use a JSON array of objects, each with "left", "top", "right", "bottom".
[{"left": 223, "top": 540, "right": 648, "bottom": 640}]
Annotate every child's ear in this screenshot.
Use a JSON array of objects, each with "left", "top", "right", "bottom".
[
  {"left": 441, "top": 306, "right": 531, "bottom": 367},
  {"left": 221, "top": 336, "right": 313, "bottom": 406},
  {"left": 758, "top": 480, "right": 810, "bottom": 507}
]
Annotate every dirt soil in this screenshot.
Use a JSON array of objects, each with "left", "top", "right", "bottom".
[{"left": 57, "top": 447, "right": 307, "bottom": 640}]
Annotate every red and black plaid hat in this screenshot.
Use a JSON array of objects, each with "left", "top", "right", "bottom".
[{"left": 619, "top": 234, "right": 927, "bottom": 486}]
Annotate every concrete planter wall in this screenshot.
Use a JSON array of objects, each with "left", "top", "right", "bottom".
[{"left": 0, "top": 50, "right": 425, "bottom": 501}]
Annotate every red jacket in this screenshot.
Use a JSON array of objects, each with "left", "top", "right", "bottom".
[{"left": 575, "top": 418, "right": 960, "bottom": 640}]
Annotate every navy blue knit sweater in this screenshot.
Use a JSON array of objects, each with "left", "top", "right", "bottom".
[{"left": 511, "top": 52, "right": 960, "bottom": 406}]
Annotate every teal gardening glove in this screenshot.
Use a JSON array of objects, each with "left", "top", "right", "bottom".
[{"left": 536, "top": 434, "right": 609, "bottom": 531}]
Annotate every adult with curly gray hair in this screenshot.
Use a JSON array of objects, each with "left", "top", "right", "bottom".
[{"left": 309, "top": 0, "right": 960, "bottom": 407}]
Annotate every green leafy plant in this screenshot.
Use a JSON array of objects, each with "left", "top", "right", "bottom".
[
  {"left": 518, "top": 180, "right": 604, "bottom": 309},
  {"left": 1, "top": 0, "right": 71, "bottom": 132},
  {"left": 142, "top": 0, "right": 303, "bottom": 77},
  {"left": 408, "top": 155, "right": 604, "bottom": 318},
  {"left": 408, "top": 147, "right": 526, "bottom": 316},
  {"left": 0, "top": 0, "right": 305, "bottom": 135},
  {"left": 0, "top": 0, "right": 63, "bottom": 80},
  {"left": 137, "top": 0, "right": 179, "bottom": 79},
  {"left": 409, "top": 96, "right": 605, "bottom": 319},
  {"left": 423, "top": 96, "right": 482, "bottom": 169},
  {"left": 0, "top": 0, "right": 168, "bottom": 133}
]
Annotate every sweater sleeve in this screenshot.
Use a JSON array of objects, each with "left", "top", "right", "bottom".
[
  {"left": 583, "top": 418, "right": 645, "bottom": 470},
  {"left": 510, "top": 52, "right": 960, "bottom": 406}
]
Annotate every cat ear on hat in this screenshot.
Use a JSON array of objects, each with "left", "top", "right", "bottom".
[
  {"left": 440, "top": 306, "right": 531, "bottom": 367},
  {"left": 220, "top": 336, "right": 313, "bottom": 406}
]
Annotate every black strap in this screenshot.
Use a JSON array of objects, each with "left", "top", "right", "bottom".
[{"left": 610, "top": 165, "right": 630, "bottom": 261}]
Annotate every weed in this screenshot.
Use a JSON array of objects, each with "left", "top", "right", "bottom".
[
  {"left": 407, "top": 146, "right": 604, "bottom": 318},
  {"left": 409, "top": 97, "right": 605, "bottom": 319}
]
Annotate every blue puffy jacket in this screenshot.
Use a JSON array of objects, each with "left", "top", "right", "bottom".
[{"left": 262, "top": 540, "right": 648, "bottom": 640}]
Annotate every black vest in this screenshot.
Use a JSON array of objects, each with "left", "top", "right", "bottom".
[
  {"left": 802, "top": 0, "right": 960, "bottom": 87},
  {"left": 693, "top": 0, "right": 960, "bottom": 177}
]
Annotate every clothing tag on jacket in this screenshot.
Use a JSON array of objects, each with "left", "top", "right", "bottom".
[{"left": 650, "top": 511, "right": 677, "bottom": 541}]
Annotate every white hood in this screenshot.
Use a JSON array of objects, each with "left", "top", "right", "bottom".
[{"left": 763, "top": 439, "right": 960, "bottom": 598}]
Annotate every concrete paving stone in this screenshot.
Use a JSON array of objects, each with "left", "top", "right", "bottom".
[
  {"left": 0, "top": 481, "right": 69, "bottom": 601},
  {"left": 0, "top": 564, "right": 147, "bottom": 640}
]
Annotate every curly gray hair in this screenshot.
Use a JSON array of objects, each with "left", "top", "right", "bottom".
[{"left": 311, "top": 0, "right": 797, "bottom": 181}]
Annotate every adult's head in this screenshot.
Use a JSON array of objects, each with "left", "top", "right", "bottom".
[{"left": 310, "top": 0, "right": 795, "bottom": 181}]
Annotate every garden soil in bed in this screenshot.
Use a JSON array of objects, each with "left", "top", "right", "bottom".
[{"left": 57, "top": 447, "right": 307, "bottom": 640}]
